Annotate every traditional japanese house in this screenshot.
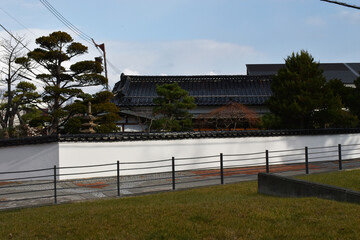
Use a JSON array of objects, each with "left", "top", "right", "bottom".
[{"left": 112, "top": 74, "right": 272, "bottom": 131}]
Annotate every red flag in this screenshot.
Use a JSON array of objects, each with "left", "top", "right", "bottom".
[
  {"left": 97, "top": 43, "right": 105, "bottom": 52},
  {"left": 91, "top": 39, "right": 105, "bottom": 52}
]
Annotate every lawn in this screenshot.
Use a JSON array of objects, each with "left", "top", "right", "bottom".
[
  {"left": 296, "top": 169, "right": 360, "bottom": 191},
  {"left": 1, "top": 177, "right": 360, "bottom": 239}
]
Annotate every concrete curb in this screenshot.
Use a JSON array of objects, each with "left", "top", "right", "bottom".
[{"left": 258, "top": 173, "right": 360, "bottom": 204}]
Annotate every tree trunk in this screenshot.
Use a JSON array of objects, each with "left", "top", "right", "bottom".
[{"left": 4, "top": 78, "right": 12, "bottom": 128}]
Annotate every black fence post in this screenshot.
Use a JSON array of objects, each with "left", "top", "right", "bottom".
[
  {"left": 220, "top": 153, "right": 224, "bottom": 184},
  {"left": 266, "top": 150, "right": 269, "bottom": 173},
  {"left": 117, "top": 161, "right": 120, "bottom": 197},
  {"left": 338, "top": 144, "right": 343, "bottom": 170},
  {"left": 53, "top": 165, "right": 57, "bottom": 204},
  {"left": 305, "top": 147, "right": 309, "bottom": 174},
  {"left": 172, "top": 157, "right": 175, "bottom": 190}
]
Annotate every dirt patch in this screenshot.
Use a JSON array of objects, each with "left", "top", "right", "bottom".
[
  {"left": 191, "top": 163, "right": 324, "bottom": 178},
  {"left": 74, "top": 182, "right": 109, "bottom": 189},
  {"left": 0, "top": 182, "right": 21, "bottom": 186}
]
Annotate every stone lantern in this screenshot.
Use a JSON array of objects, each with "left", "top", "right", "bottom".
[{"left": 80, "top": 102, "right": 97, "bottom": 134}]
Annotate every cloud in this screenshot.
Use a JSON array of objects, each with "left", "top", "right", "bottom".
[
  {"left": 0, "top": 28, "right": 69, "bottom": 50},
  {"left": 105, "top": 39, "right": 263, "bottom": 84},
  {"left": 0, "top": 28, "right": 264, "bottom": 91},
  {"left": 306, "top": 17, "right": 326, "bottom": 27},
  {"left": 207, "top": 71, "right": 218, "bottom": 75},
  {"left": 339, "top": 10, "right": 360, "bottom": 23},
  {"left": 122, "top": 68, "right": 140, "bottom": 75}
]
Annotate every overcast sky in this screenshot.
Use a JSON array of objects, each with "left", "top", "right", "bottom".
[{"left": 1, "top": 0, "right": 360, "bottom": 90}]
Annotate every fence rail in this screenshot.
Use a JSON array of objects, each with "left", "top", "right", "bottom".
[{"left": 1, "top": 143, "right": 360, "bottom": 210}]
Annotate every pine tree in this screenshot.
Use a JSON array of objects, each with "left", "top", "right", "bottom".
[
  {"left": 267, "top": 50, "right": 357, "bottom": 129},
  {"left": 152, "top": 83, "right": 196, "bottom": 131},
  {"left": 64, "top": 91, "right": 120, "bottom": 134},
  {"left": 17, "top": 31, "right": 107, "bottom": 134}
]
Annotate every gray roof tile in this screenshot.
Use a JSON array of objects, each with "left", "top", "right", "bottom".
[
  {"left": 113, "top": 74, "right": 273, "bottom": 107},
  {"left": 246, "top": 63, "right": 360, "bottom": 84}
]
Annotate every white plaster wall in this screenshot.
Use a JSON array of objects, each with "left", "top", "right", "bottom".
[
  {"left": 2, "top": 134, "right": 360, "bottom": 181},
  {"left": 0, "top": 142, "right": 59, "bottom": 181},
  {"left": 58, "top": 134, "right": 360, "bottom": 180}
]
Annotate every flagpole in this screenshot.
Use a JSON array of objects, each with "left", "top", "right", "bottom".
[
  {"left": 102, "top": 45, "right": 109, "bottom": 90},
  {"left": 92, "top": 39, "right": 109, "bottom": 91}
]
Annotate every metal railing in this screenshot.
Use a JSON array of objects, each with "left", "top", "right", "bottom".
[{"left": 1, "top": 143, "right": 360, "bottom": 210}]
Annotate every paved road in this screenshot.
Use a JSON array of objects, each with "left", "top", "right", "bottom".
[{"left": 1, "top": 159, "right": 360, "bottom": 210}]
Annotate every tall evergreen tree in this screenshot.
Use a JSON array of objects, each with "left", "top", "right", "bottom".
[
  {"left": 267, "top": 51, "right": 325, "bottom": 128},
  {"left": 17, "top": 31, "right": 107, "bottom": 134},
  {"left": 267, "top": 50, "right": 356, "bottom": 129},
  {"left": 318, "top": 79, "right": 358, "bottom": 128},
  {"left": 346, "top": 78, "right": 360, "bottom": 120}
]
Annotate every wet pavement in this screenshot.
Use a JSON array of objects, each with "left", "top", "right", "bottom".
[{"left": 1, "top": 159, "right": 360, "bottom": 210}]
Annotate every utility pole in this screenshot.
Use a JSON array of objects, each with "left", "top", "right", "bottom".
[{"left": 92, "top": 39, "right": 109, "bottom": 91}]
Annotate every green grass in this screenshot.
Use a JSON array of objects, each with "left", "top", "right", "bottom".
[
  {"left": 296, "top": 169, "right": 360, "bottom": 191},
  {"left": 1, "top": 179, "right": 360, "bottom": 239}
]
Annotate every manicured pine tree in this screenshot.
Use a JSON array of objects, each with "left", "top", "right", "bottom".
[
  {"left": 17, "top": 31, "right": 107, "bottom": 135},
  {"left": 152, "top": 82, "right": 196, "bottom": 131}
]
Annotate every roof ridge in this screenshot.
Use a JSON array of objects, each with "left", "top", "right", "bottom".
[
  {"left": 1, "top": 129, "right": 360, "bottom": 147},
  {"left": 120, "top": 74, "right": 273, "bottom": 78},
  {"left": 120, "top": 75, "right": 273, "bottom": 81}
]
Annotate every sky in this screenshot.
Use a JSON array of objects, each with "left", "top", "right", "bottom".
[{"left": 1, "top": 0, "right": 360, "bottom": 91}]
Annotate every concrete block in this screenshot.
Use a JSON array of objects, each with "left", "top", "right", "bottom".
[{"left": 258, "top": 173, "right": 359, "bottom": 204}]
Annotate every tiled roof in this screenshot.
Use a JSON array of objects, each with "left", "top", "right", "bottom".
[
  {"left": 1, "top": 129, "right": 360, "bottom": 147},
  {"left": 112, "top": 74, "right": 273, "bottom": 107},
  {"left": 246, "top": 63, "right": 360, "bottom": 84}
]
